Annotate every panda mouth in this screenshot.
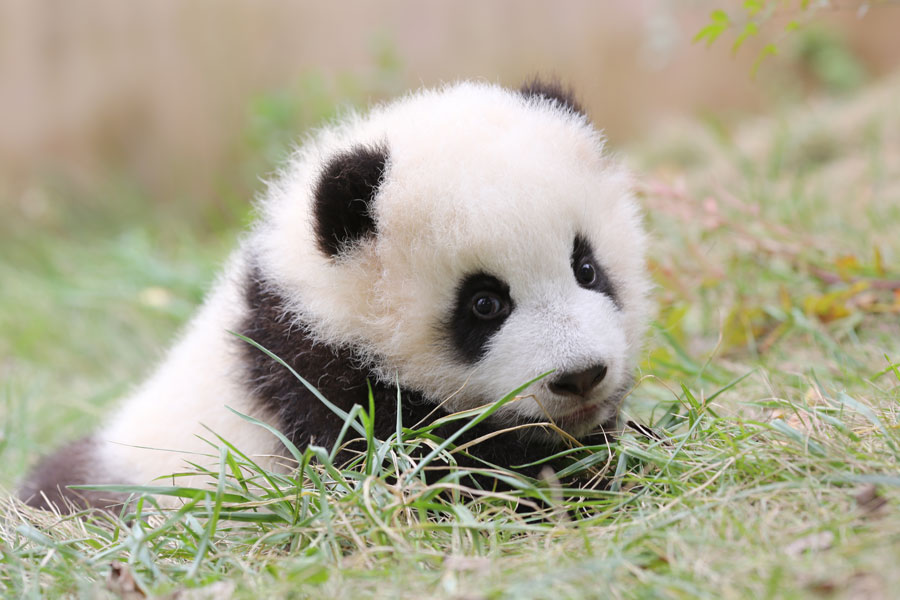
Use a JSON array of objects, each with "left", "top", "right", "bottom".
[
  {"left": 513, "top": 379, "right": 632, "bottom": 440},
  {"left": 553, "top": 402, "right": 601, "bottom": 428}
]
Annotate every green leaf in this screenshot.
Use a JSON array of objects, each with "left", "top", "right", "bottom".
[
  {"left": 710, "top": 9, "right": 730, "bottom": 23},
  {"left": 872, "top": 354, "right": 900, "bottom": 383},
  {"left": 732, "top": 22, "right": 759, "bottom": 54},
  {"left": 328, "top": 403, "right": 364, "bottom": 463},
  {"left": 743, "top": 0, "right": 764, "bottom": 17},
  {"left": 694, "top": 23, "right": 729, "bottom": 46},
  {"left": 187, "top": 445, "right": 229, "bottom": 578},
  {"left": 226, "top": 405, "right": 306, "bottom": 465},
  {"left": 16, "top": 524, "right": 86, "bottom": 560},
  {"left": 835, "top": 392, "right": 898, "bottom": 453},
  {"left": 230, "top": 331, "right": 366, "bottom": 439},
  {"left": 407, "top": 371, "right": 553, "bottom": 479},
  {"left": 554, "top": 449, "right": 612, "bottom": 479},
  {"left": 769, "top": 418, "right": 826, "bottom": 456},
  {"left": 751, "top": 43, "right": 778, "bottom": 77},
  {"left": 70, "top": 484, "right": 248, "bottom": 503},
  {"left": 693, "top": 10, "right": 731, "bottom": 46}
]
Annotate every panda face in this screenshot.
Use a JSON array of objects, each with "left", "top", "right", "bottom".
[
  {"left": 441, "top": 234, "right": 629, "bottom": 439},
  {"left": 256, "top": 81, "right": 651, "bottom": 441}
]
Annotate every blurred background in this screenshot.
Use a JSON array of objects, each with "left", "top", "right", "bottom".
[
  {"left": 1, "top": 0, "right": 899, "bottom": 484},
  {"left": 2, "top": 0, "right": 898, "bottom": 222}
]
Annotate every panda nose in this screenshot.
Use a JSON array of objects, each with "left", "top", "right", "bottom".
[{"left": 549, "top": 363, "right": 608, "bottom": 398}]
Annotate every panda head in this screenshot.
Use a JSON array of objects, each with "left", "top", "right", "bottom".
[{"left": 256, "top": 80, "right": 651, "bottom": 441}]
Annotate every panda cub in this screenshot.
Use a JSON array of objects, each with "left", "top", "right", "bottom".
[{"left": 21, "top": 80, "right": 651, "bottom": 511}]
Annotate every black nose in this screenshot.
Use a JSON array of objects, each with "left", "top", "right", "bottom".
[{"left": 549, "top": 363, "right": 608, "bottom": 398}]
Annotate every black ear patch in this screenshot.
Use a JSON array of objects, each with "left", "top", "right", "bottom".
[
  {"left": 519, "top": 77, "right": 586, "bottom": 117},
  {"left": 313, "top": 144, "right": 389, "bottom": 257}
]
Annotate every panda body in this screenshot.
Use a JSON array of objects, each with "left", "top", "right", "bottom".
[{"left": 20, "top": 80, "right": 652, "bottom": 511}]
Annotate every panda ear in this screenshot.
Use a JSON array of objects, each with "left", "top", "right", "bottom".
[
  {"left": 519, "top": 77, "right": 586, "bottom": 117},
  {"left": 313, "top": 143, "right": 389, "bottom": 258}
]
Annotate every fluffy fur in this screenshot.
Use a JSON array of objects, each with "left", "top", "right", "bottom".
[{"left": 20, "top": 80, "right": 651, "bottom": 512}]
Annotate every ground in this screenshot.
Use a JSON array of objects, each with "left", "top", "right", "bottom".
[{"left": 1, "top": 74, "right": 898, "bottom": 599}]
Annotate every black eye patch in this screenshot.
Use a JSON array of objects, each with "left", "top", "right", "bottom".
[
  {"left": 446, "top": 272, "right": 513, "bottom": 363},
  {"left": 571, "top": 235, "right": 619, "bottom": 307}
]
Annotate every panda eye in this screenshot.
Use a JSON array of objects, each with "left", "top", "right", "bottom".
[
  {"left": 450, "top": 272, "right": 514, "bottom": 363},
  {"left": 471, "top": 292, "right": 507, "bottom": 320},
  {"left": 571, "top": 234, "right": 620, "bottom": 307},
  {"left": 575, "top": 260, "right": 597, "bottom": 287}
]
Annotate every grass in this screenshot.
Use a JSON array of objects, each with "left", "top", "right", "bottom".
[{"left": 2, "top": 74, "right": 899, "bottom": 599}]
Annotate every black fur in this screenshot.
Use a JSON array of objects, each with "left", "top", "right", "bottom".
[
  {"left": 238, "top": 266, "right": 611, "bottom": 481},
  {"left": 19, "top": 437, "right": 130, "bottom": 512},
  {"left": 313, "top": 144, "right": 389, "bottom": 258},
  {"left": 446, "top": 272, "right": 514, "bottom": 364},
  {"left": 519, "top": 77, "right": 586, "bottom": 117},
  {"left": 571, "top": 235, "right": 619, "bottom": 308},
  {"left": 20, "top": 259, "right": 619, "bottom": 512}
]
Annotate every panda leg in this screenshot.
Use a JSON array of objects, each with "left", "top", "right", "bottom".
[{"left": 18, "top": 436, "right": 130, "bottom": 513}]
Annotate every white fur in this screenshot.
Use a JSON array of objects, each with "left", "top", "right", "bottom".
[
  {"left": 256, "top": 81, "right": 650, "bottom": 435},
  {"left": 93, "top": 81, "right": 651, "bottom": 488},
  {"left": 96, "top": 256, "right": 283, "bottom": 488}
]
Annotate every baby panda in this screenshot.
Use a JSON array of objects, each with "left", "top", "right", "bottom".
[{"left": 20, "top": 79, "right": 651, "bottom": 512}]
